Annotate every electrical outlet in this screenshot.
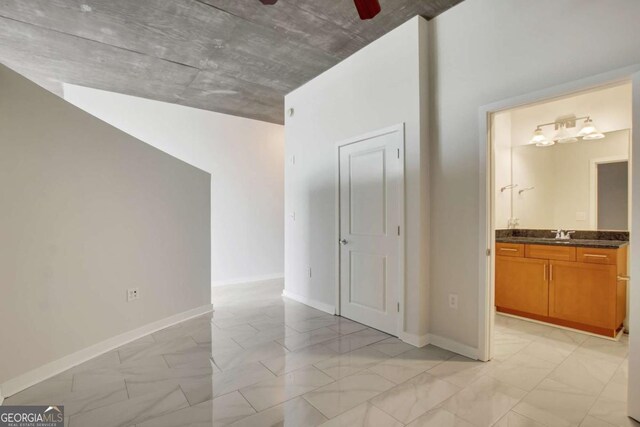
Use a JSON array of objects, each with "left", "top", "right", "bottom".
[
  {"left": 448, "top": 293, "right": 458, "bottom": 310},
  {"left": 127, "top": 288, "right": 139, "bottom": 302}
]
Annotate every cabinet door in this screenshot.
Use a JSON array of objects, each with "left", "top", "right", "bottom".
[
  {"left": 549, "top": 261, "right": 617, "bottom": 329},
  {"left": 496, "top": 256, "right": 549, "bottom": 316}
]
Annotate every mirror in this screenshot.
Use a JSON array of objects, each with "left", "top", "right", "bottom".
[{"left": 509, "top": 129, "right": 630, "bottom": 230}]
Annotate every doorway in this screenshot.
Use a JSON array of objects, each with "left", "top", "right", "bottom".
[
  {"left": 336, "top": 124, "right": 405, "bottom": 336},
  {"left": 479, "top": 68, "right": 640, "bottom": 424},
  {"left": 594, "top": 160, "right": 629, "bottom": 230},
  {"left": 488, "top": 83, "right": 632, "bottom": 345}
]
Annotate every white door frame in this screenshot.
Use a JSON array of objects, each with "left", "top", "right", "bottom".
[
  {"left": 334, "top": 123, "right": 406, "bottom": 338},
  {"left": 478, "top": 64, "right": 640, "bottom": 421},
  {"left": 629, "top": 71, "right": 640, "bottom": 422},
  {"left": 478, "top": 64, "right": 640, "bottom": 361},
  {"left": 589, "top": 154, "right": 630, "bottom": 230}
]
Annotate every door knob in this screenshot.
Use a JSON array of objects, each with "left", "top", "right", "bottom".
[{"left": 339, "top": 239, "right": 348, "bottom": 245}]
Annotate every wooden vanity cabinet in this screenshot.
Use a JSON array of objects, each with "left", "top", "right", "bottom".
[
  {"left": 496, "top": 243, "right": 627, "bottom": 337},
  {"left": 548, "top": 261, "right": 617, "bottom": 331},
  {"left": 496, "top": 256, "right": 549, "bottom": 317}
]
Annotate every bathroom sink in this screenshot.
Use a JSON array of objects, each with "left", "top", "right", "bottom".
[{"left": 537, "top": 238, "right": 573, "bottom": 244}]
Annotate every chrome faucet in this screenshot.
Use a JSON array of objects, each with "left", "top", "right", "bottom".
[{"left": 552, "top": 229, "right": 575, "bottom": 240}]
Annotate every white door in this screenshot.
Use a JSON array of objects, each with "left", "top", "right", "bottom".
[
  {"left": 338, "top": 127, "right": 403, "bottom": 335},
  {"left": 628, "top": 71, "right": 640, "bottom": 422}
]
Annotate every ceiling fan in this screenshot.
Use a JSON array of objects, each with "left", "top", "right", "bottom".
[{"left": 258, "top": 0, "right": 382, "bottom": 20}]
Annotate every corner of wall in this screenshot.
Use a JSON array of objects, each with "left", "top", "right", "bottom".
[
  {"left": 212, "top": 273, "right": 284, "bottom": 288},
  {"left": 282, "top": 289, "right": 335, "bottom": 315},
  {"left": 428, "top": 333, "right": 479, "bottom": 360},
  {"left": 399, "top": 331, "right": 479, "bottom": 360},
  {"left": 399, "top": 331, "right": 429, "bottom": 348},
  {"left": 418, "top": 11, "right": 432, "bottom": 338}
]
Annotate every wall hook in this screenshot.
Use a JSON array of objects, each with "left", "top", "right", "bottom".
[
  {"left": 518, "top": 186, "right": 535, "bottom": 195},
  {"left": 500, "top": 184, "right": 518, "bottom": 193}
]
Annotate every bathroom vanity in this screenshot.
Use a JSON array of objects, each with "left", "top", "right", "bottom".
[{"left": 495, "top": 230, "right": 628, "bottom": 338}]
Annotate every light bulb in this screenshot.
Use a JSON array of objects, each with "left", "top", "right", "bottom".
[
  {"left": 536, "top": 140, "right": 555, "bottom": 147},
  {"left": 554, "top": 124, "right": 578, "bottom": 144},
  {"left": 577, "top": 118, "right": 598, "bottom": 137},
  {"left": 583, "top": 132, "right": 605, "bottom": 140},
  {"left": 530, "top": 127, "right": 548, "bottom": 145}
]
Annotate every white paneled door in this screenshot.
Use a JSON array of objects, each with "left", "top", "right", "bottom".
[{"left": 338, "top": 126, "right": 404, "bottom": 336}]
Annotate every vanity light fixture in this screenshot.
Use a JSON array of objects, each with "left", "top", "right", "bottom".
[
  {"left": 530, "top": 127, "right": 553, "bottom": 146},
  {"left": 530, "top": 115, "right": 605, "bottom": 147},
  {"left": 583, "top": 132, "right": 605, "bottom": 140},
  {"left": 536, "top": 139, "right": 555, "bottom": 147},
  {"left": 577, "top": 117, "right": 605, "bottom": 140},
  {"left": 554, "top": 123, "right": 578, "bottom": 144}
]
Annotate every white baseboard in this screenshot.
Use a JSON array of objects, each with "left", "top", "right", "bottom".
[
  {"left": 496, "top": 312, "right": 623, "bottom": 342},
  {"left": 282, "top": 290, "right": 335, "bottom": 315},
  {"left": 427, "top": 333, "right": 479, "bottom": 360},
  {"left": 399, "top": 332, "right": 429, "bottom": 347},
  {"left": 212, "top": 273, "right": 284, "bottom": 287},
  {"left": 0, "top": 304, "right": 213, "bottom": 399}
]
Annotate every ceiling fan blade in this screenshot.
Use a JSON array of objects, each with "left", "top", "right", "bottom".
[
  {"left": 257, "top": 0, "right": 380, "bottom": 21},
  {"left": 353, "top": 0, "right": 381, "bottom": 20}
]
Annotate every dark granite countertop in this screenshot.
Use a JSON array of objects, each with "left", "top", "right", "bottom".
[
  {"left": 496, "top": 236, "right": 628, "bottom": 249},
  {"left": 496, "top": 229, "right": 629, "bottom": 249}
]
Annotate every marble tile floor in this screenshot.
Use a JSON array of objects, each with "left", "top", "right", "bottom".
[{"left": 3, "top": 280, "right": 636, "bottom": 427}]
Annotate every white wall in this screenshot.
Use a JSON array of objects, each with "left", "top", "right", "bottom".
[
  {"left": 0, "top": 65, "right": 210, "bottom": 392},
  {"left": 428, "top": 0, "right": 640, "bottom": 351},
  {"left": 63, "top": 85, "right": 285, "bottom": 286},
  {"left": 284, "top": 17, "right": 430, "bottom": 341}
]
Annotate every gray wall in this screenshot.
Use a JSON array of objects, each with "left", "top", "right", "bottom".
[
  {"left": 598, "top": 162, "right": 628, "bottom": 230},
  {"left": 0, "top": 64, "right": 211, "bottom": 387}
]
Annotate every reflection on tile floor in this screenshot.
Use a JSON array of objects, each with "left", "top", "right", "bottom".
[{"left": 3, "top": 280, "right": 636, "bottom": 426}]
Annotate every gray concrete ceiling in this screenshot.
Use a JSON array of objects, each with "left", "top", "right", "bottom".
[{"left": 0, "top": 0, "right": 462, "bottom": 124}]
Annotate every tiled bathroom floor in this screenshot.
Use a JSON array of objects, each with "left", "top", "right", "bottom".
[{"left": 4, "top": 280, "right": 635, "bottom": 426}]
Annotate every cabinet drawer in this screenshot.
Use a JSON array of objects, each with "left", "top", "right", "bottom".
[
  {"left": 496, "top": 243, "right": 524, "bottom": 257},
  {"left": 525, "top": 244, "right": 576, "bottom": 261},
  {"left": 577, "top": 247, "right": 618, "bottom": 265}
]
